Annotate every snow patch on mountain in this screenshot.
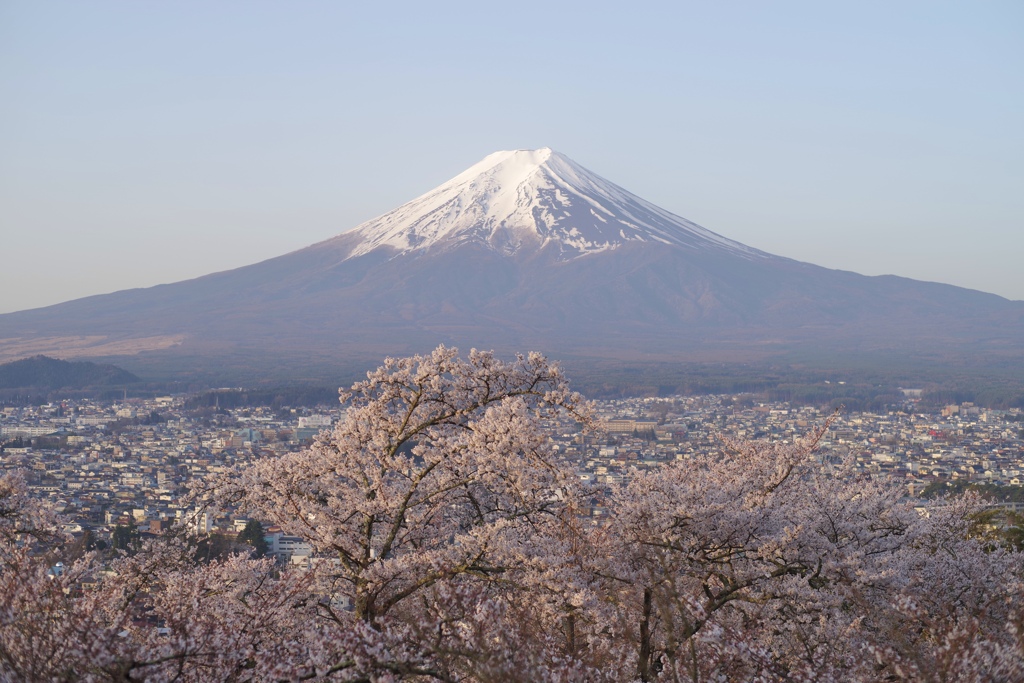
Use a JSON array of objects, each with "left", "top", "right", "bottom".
[{"left": 340, "top": 148, "right": 766, "bottom": 261}]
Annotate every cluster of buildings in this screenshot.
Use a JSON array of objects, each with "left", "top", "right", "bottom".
[
  {"left": 572, "top": 396, "right": 1024, "bottom": 496},
  {"left": 0, "top": 397, "right": 336, "bottom": 562},
  {"left": 2, "top": 392, "right": 1022, "bottom": 560}
]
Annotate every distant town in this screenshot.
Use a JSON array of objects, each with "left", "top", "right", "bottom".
[{"left": 2, "top": 392, "right": 1023, "bottom": 565}]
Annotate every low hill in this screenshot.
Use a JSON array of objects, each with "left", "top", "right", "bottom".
[{"left": 0, "top": 355, "right": 141, "bottom": 390}]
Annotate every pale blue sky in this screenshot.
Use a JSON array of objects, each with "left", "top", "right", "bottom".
[{"left": 1, "top": 1, "right": 1022, "bottom": 313}]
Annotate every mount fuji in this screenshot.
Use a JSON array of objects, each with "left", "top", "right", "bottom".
[
  {"left": 337, "top": 148, "right": 762, "bottom": 261},
  {"left": 1, "top": 148, "right": 1022, "bottom": 383}
]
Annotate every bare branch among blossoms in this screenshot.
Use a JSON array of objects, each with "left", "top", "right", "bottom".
[{"left": 0, "top": 471, "right": 63, "bottom": 554}]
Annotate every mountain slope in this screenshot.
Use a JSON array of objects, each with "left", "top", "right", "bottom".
[{"left": 0, "top": 148, "right": 1021, "bottom": 381}]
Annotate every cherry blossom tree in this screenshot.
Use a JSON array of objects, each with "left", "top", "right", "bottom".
[
  {"left": 1, "top": 346, "right": 1022, "bottom": 682},
  {"left": 205, "top": 345, "right": 596, "bottom": 679},
  {"left": 595, "top": 426, "right": 1024, "bottom": 681},
  {"left": 1, "top": 476, "right": 452, "bottom": 682}
]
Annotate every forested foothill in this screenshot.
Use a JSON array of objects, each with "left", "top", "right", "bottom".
[{"left": 1, "top": 347, "right": 1022, "bottom": 682}]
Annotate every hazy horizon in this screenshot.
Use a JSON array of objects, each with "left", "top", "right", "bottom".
[{"left": 2, "top": 1, "right": 1022, "bottom": 313}]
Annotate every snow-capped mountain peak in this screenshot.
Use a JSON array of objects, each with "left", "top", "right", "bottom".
[{"left": 340, "top": 148, "right": 764, "bottom": 261}]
